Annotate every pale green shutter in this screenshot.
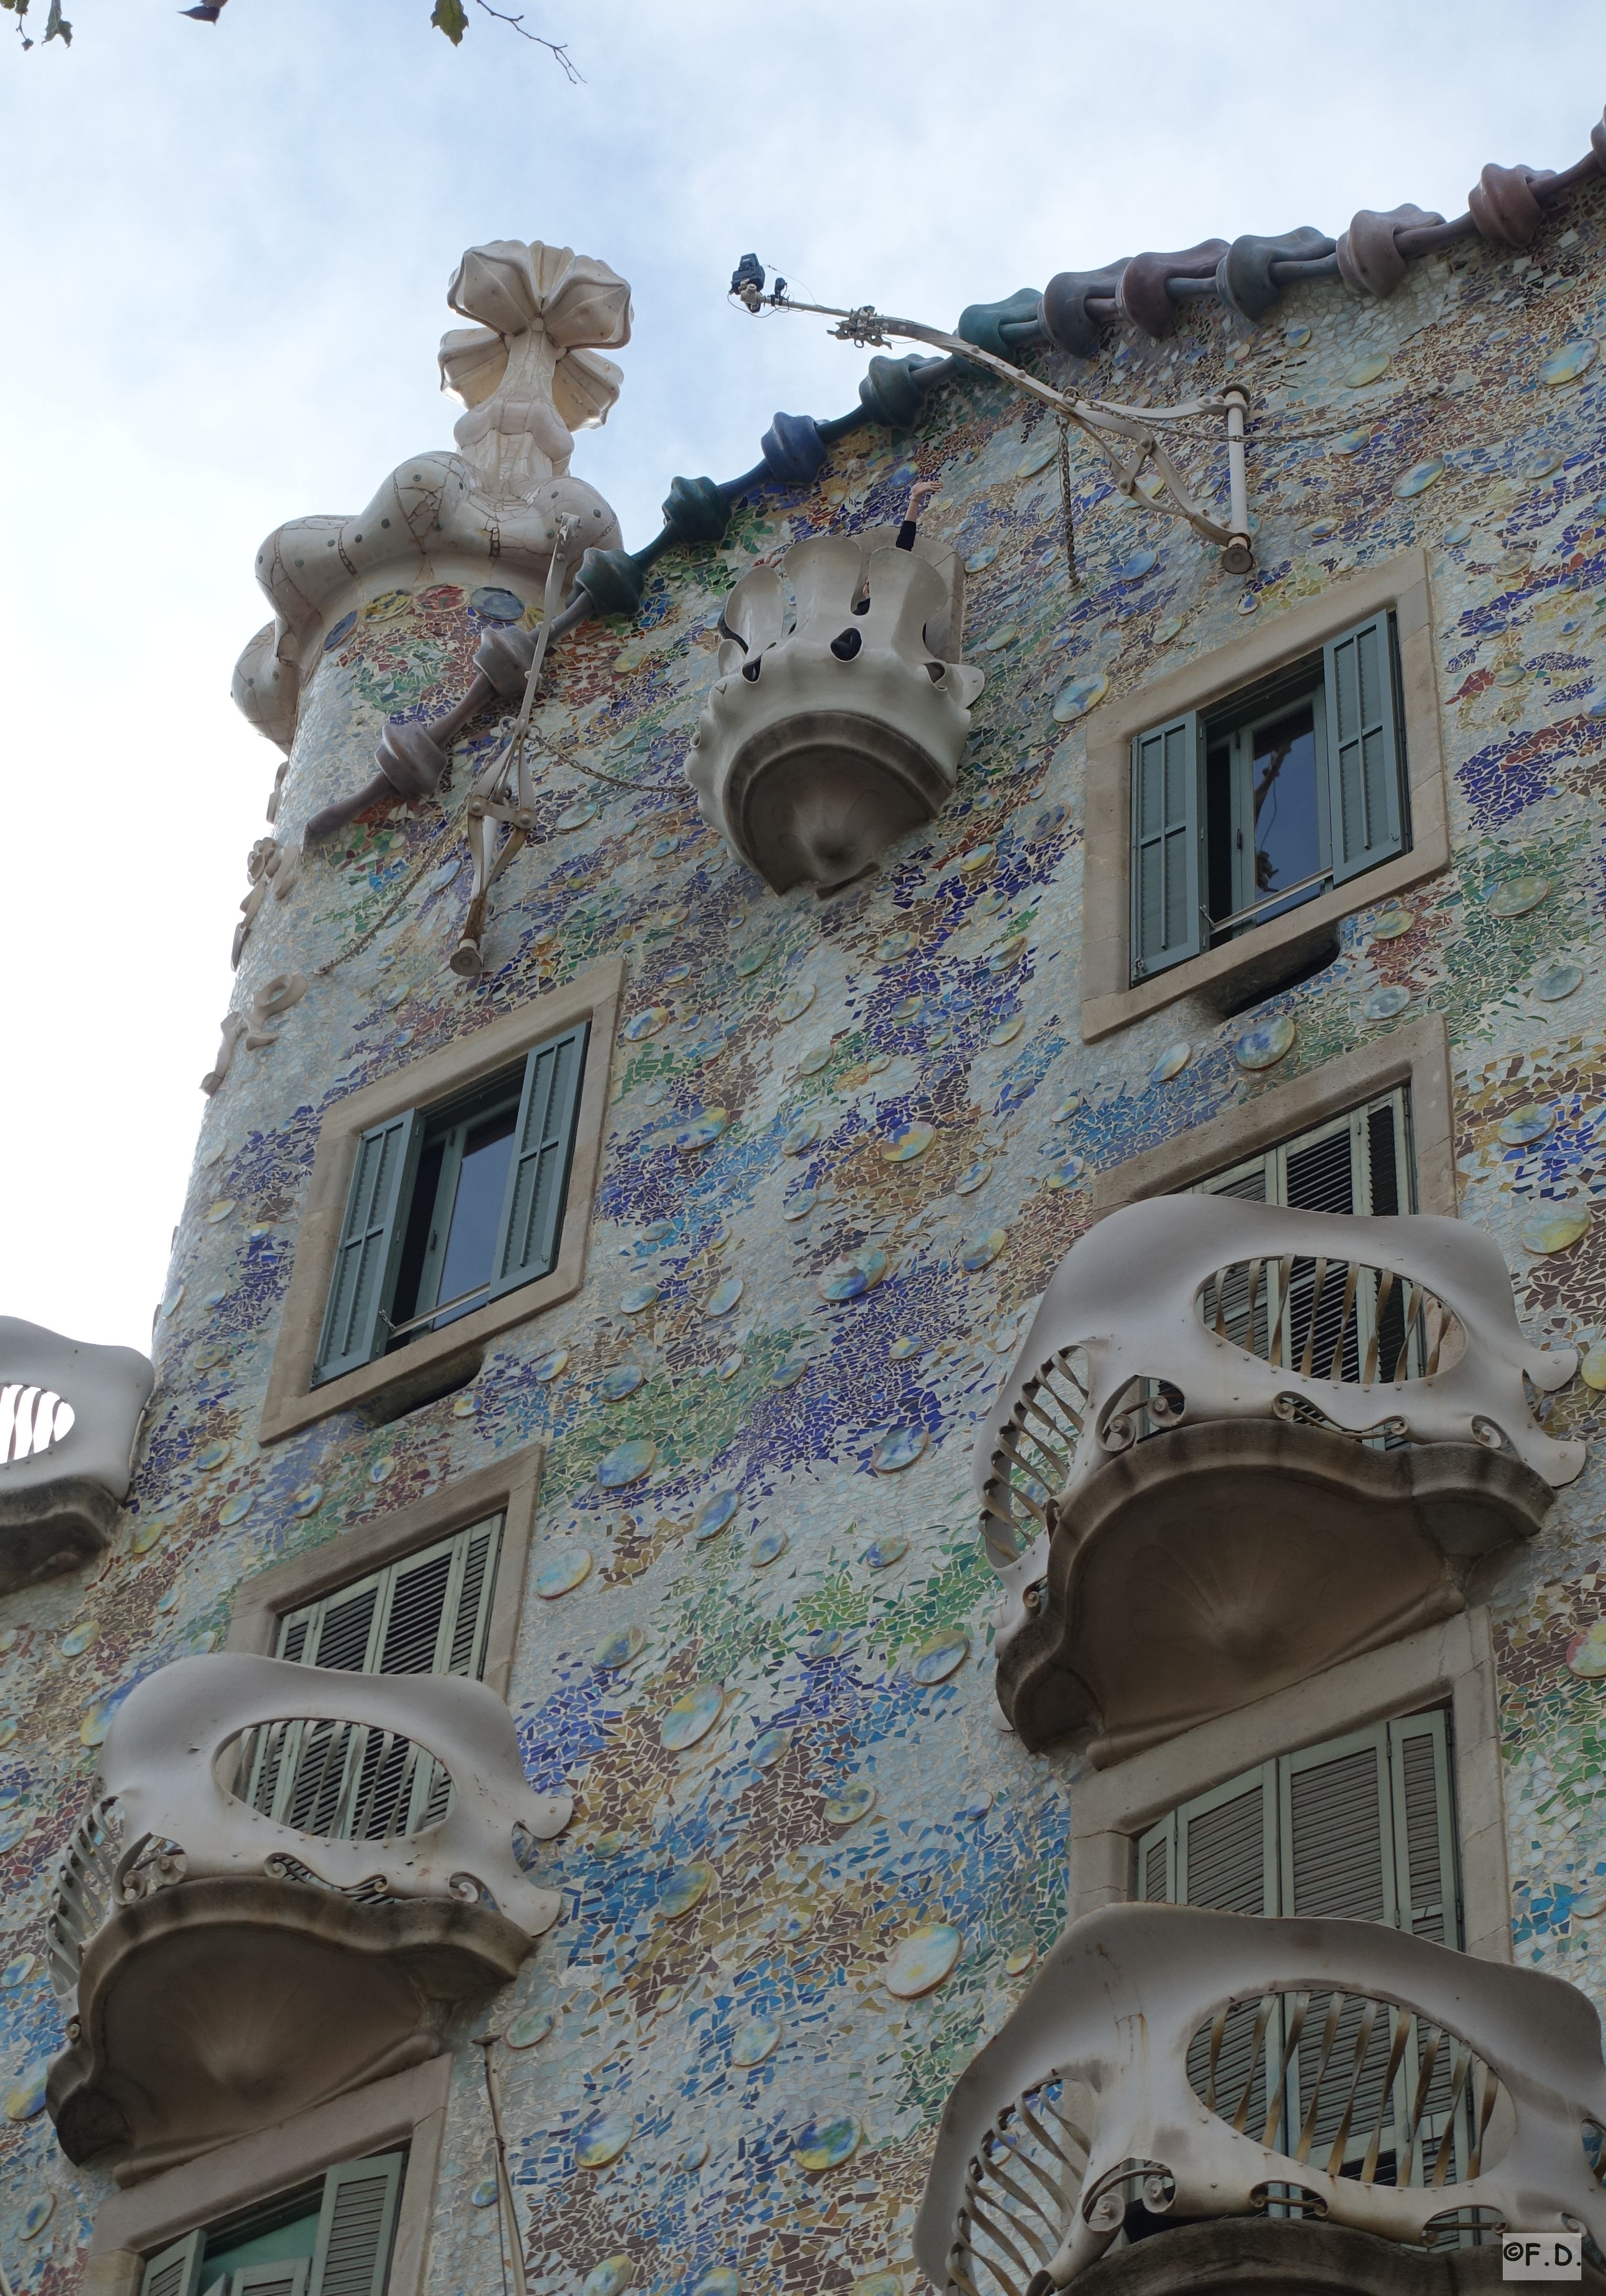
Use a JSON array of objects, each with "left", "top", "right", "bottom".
[
  {"left": 1322, "top": 613, "right": 1406, "bottom": 887},
  {"left": 1280, "top": 1727, "right": 1397, "bottom": 1923},
  {"left": 1388, "top": 1711, "right": 1459, "bottom": 1946},
  {"left": 143, "top": 2233, "right": 207, "bottom": 2296},
  {"left": 489, "top": 1024, "right": 589, "bottom": 1299},
  {"left": 231, "top": 2266, "right": 310, "bottom": 2296},
  {"left": 1130, "top": 712, "right": 1203, "bottom": 978},
  {"left": 275, "top": 1518, "right": 503, "bottom": 1681},
  {"left": 256, "top": 1519, "right": 504, "bottom": 1838},
  {"left": 1136, "top": 1814, "right": 1174, "bottom": 1902},
  {"left": 313, "top": 1112, "right": 422, "bottom": 1385},
  {"left": 308, "top": 2154, "right": 404, "bottom": 2296},
  {"left": 1165, "top": 1769, "right": 1276, "bottom": 2141}
]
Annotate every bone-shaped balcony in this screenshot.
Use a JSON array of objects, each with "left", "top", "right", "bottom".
[
  {"left": 915, "top": 1905, "right": 1606, "bottom": 2296},
  {"left": 684, "top": 528, "right": 984, "bottom": 896},
  {"left": 978, "top": 1198, "right": 1581, "bottom": 1757},
  {"left": 45, "top": 1654, "right": 570, "bottom": 2183}
]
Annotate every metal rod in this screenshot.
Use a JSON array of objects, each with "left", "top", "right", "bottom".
[
  {"left": 382, "top": 1282, "right": 493, "bottom": 1342},
  {"left": 1223, "top": 386, "right": 1252, "bottom": 572},
  {"left": 476, "top": 2034, "right": 530, "bottom": 2296},
  {"left": 1204, "top": 864, "right": 1331, "bottom": 934},
  {"left": 757, "top": 288, "right": 1247, "bottom": 559}
]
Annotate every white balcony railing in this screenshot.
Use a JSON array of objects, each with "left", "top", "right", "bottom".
[
  {"left": 976, "top": 1202, "right": 1583, "bottom": 1754},
  {"left": 48, "top": 1652, "right": 572, "bottom": 1997},
  {"left": 915, "top": 1906, "right": 1606, "bottom": 2293}
]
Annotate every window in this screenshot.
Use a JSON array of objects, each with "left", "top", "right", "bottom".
[
  {"left": 140, "top": 2153, "right": 403, "bottom": 2296},
  {"left": 1193, "top": 1084, "right": 1414, "bottom": 1214},
  {"left": 314, "top": 1024, "right": 588, "bottom": 1386},
  {"left": 1190, "top": 1087, "right": 1419, "bottom": 1388},
  {"left": 234, "top": 1516, "right": 502, "bottom": 1842},
  {"left": 1130, "top": 610, "right": 1408, "bottom": 982},
  {"left": 273, "top": 1516, "right": 502, "bottom": 1679},
  {"left": 1137, "top": 1709, "right": 1459, "bottom": 1939},
  {"left": 1139, "top": 1712, "right": 1464, "bottom": 2185}
]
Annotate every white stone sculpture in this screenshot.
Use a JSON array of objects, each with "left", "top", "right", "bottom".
[
  {"left": 234, "top": 239, "right": 631, "bottom": 756},
  {"left": 915, "top": 1903, "right": 1606, "bottom": 2290},
  {"left": 230, "top": 833, "right": 299, "bottom": 967},
  {"left": 685, "top": 529, "right": 984, "bottom": 896},
  {"left": 47, "top": 1654, "right": 573, "bottom": 2173},
  {"left": 200, "top": 972, "right": 307, "bottom": 1094},
  {"left": 68, "top": 1652, "right": 570, "bottom": 1940},
  {"left": 979, "top": 1196, "right": 1582, "bottom": 1754},
  {"left": 0, "top": 1319, "right": 155, "bottom": 1592}
]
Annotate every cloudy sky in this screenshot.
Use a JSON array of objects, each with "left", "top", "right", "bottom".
[{"left": 2, "top": 0, "right": 1602, "bottom": 1354}]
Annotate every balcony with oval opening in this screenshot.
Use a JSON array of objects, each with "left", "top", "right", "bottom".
[
  {"left": 915, "top": 1903, "right": 1606, "bottom": 2296},
  {"left": 44, "top": 1653, "right": 569, "bottom": 2184},
  {"left": 978, "top": 1196, "right": 1582, "bottom": 1760}
]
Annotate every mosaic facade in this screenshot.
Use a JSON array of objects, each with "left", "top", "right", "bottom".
[{"left": 7, "top": 156, "right": 1606, "bottom": 2296}]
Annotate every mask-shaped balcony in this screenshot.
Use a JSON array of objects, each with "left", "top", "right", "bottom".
[
  {"left": 979, "top": 1199, "right": 1582, "bottom": 1758},
  {"left": 685, "top": 529, "right": 984, "bottom": 897},
  {"left": 916, "top": 1905, "right": 1606, "bottom": 2295},
  {"left": 0, "top": 1318, "right": 154, "bottom": 1593},
  {"left": 45, "top": 1653, "right": 570, "bottom": 2184}
]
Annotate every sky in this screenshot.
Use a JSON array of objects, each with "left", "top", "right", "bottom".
[{"left": 2, "top": 0, "right": 1603, "bottom": 1356}]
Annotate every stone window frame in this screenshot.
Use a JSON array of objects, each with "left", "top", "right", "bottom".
[
  {"left": 84, "top": 2057, "right": 449, "bottom": 2296},
  {"left": 1066, "top": 1609, "right": 1513, "bottom": 1965},
  {"left": 260, "top": 956, "right": 623, "bottom": 1442},
  {"left": 223, "top": 1444, "right": 542, "bottom": 1702},
  {"left": 1090, "top": 1009, "right": 1458, "bottom": 1221},
  {"left": 1079, "top": 549, "right": 1447, "bottom": 1042}
]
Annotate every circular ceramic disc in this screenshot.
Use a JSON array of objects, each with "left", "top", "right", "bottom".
[
  {"left": 1235, "top": 1015, "right": 1296, "bottom": 1070},
  {"left": 535, "top": 1546, "right": 592, "bottom": 1599},
  {"left": 574, "top": 2112, "right": 634, "bottom": 2169},
  {"left": 884, "top": 1923, "right": 962, "bottom": 1999},
  {"left": 660, "top": 1686, "right": 724, "bottom": 1752}
]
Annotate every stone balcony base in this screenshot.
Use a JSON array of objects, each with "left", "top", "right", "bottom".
[
  {"left": 48, "top": 1877, "right": 529, "bottom": 2184},
  {"left": 998, "top": 1422, "right": 1554, "bottom": 1758},
  {"left": 1072, "top": 2219, "right": 1605, "bottom": 2296}
]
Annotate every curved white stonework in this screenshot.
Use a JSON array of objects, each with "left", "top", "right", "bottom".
[
  {"left": 979, "top": 1195, "right": 1583, "bottom": 1649},
  {"left": 915, "top": 1902, "right": 1606, "bottom": 2289},
  {"left": 686, "top": 530, "right": 984, "bottom": 895},
  {"left": 83, "top": 1651, "right": 571, "bottom": 1939},
  {"left": 0, "top": 1318, "right": 154, "bottom": 1593},
  {"left": 234, "top": 238, "right": 632, "bottom": 753}
]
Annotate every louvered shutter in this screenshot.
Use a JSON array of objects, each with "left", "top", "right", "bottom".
[
  {"left": 1170, "top": 1771, "right": 1275, "bottom": 2140},
  {"left": 232, "top": 2266, "right": 310, "bottom": 2296},
  {"left": 314, "top": 1112, "right": 422, "bottom": 1385},
  {"left": 489, "top": 1024, "right": 589, "bottom": 1300},
  {"left": 1137, "top": 1816, "right": 1174, "bottom": 1903},
  {"left": 1130, "top": 713, "right": 1203, "bottom": 978},
  {"left": 1388, "top": 1712, "right": 1458, "bottom": 1946},
  {"left": 275, "top": 1518, "right": 503, "bottom": 1681},
  {"left": 1281, "top": 1726, "right": 1403, "bottom": 2170},
  {"left": 258, "top": 1519, "right": 503, "bottom": 1840},
  {"left": 1322, "top": 613, "right": 1406, "bottom": 887},
  {"left": 308, "top": 2154, "right": 404, "bottom": 2296},
  {"left": 143, "top": 2233, "right": 207, "bottom": 2296}
]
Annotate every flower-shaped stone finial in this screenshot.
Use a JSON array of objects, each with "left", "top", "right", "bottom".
[{"left": 439, "top": 240, "right": 632, "bottom": 495}]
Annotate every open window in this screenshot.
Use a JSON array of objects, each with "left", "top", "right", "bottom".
[
  {"left": 1131, "top": 611, "right": 1408, "bottom": 981},
  {"left": 141, "top": 2153, "right": 404, "bottom": 2296},
  {"left": 314, "top": 1024, "right": 588, "bottom": 1386}
]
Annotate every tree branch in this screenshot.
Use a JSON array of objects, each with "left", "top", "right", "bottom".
[{"left": 471, "top": 0, "right": 580, "bottom": 77}]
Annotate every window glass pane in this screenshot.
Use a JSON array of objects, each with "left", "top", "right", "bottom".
[
  {"left": 434, "top": 1105, "right": 518, "bottom": 1321},
  {"left": 203, "top": 2206, "right": 321, "bottom": 2281},
  {"left": 1247, "top": 701, "right": 1321, "bottom": 922}
]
